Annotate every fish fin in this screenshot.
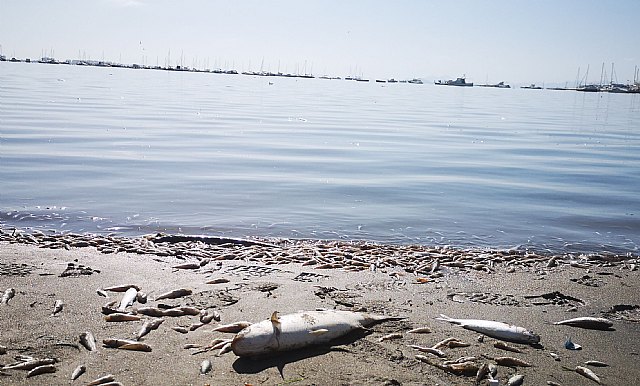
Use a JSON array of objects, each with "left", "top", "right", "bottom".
[{"left": 309, "top": 328, "right": 329, "bottom": 335}]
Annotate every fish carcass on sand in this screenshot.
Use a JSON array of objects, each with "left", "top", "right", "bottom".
[
  {"left": 553, "top": 317, "right": 614, "bottom": 330},
  {"left": 435, "top": 314, "right": 540, "bottom": 344},
  {"left": 231, "top": 310, "right": 403, "bottom": 357}
]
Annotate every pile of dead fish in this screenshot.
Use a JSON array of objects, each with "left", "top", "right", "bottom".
[{"left": 1, "top": 228, "right": 637, "bottom": 280}]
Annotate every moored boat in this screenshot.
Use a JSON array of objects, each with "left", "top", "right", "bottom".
[{"left": 434, "top": 77, "right": 472, "bottom": 86}]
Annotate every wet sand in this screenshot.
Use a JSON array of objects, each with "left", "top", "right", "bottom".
[{"left": 1, "top": 231, "right": 639, "bottom": 385}]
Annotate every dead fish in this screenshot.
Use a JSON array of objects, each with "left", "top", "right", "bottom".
[
  {"left": 564, "top": 337, "right": 582, "bottom": 350},
  {"left": 407, "top": 344, "right": 446, "bottom": 357},
  {"left": 436, "top": 314, "right": 540, "bottom": 344},
  {"left": 135, "top": 291, "right": 148, "bottom": 304},
  {"left": 2, "top": 358, "right": 57, "bottom": 370},
  {"left": 475, "top": 363, "right": 490, "bottom": 385},
  {"left": 231, "top": 310, "right": 403, "bottom": 357},
  {"left": 546, "top": 382, "right": 562, "bottom": 386},
  {"left": 173, "top": 262, "right": 201, "bottom": 270},
  {"left": 71, "top": 364, "right": 86, "bottom": 380},
  {"left": 79, "top": 331, "right": 97, "bottom": 351},
  {"left": 86, "top": 374, "right": 116, "bottom": 385},
  {"left": 432, "top": 337, "right": 468, "bottom": 349},
  {"left": 554, "top": 317, "right": 614, "bottom": 330},
  {"left": 103, "top": 284, "right": 141, "bottom": 292},
  {"left": 218, "top": 342, "right": 233, "bottom": 356},
  {"left": 103, "top": 338, "right": 139, "bottom": 348},
  {"left": 51, "top": 299, "right": 64, "bottom": 316},
  {"left": 200, "top": 309, "right": 217, "bottom": 324},
  {"left": 507, "top": 374, "right": 525, "bottom": 386},
  {"left": 378, "top": 333, "right": 402, "bottom": 342},
  {"left": 26, "top": 364, "right": 57, "bottom": 378},
  {"left": 172, "top": 326, "right": 189, "bottom": 334},
  {"left": 136, "top": 306, "right": 166, "bottom": 317},
  {"left": 494, "top": 341, "right": 524, "bottom": 353},
  {"left": 573, "top": 365, "right": 602, "bottom": 384},
  {"left": 212, "top": 321, "right": 253, "bottom": 333},
  {"left": 137, "top": 318, "right": 164, "bottom": 340},
  {"left": 1, "top": 288, "right": 16, "bottom": 304},
  {"left": 155, "top": 288, "right": 192, "bottom": 301},
  {"left": 178, "top": 306, "right": 201, "bottom": 316},
  {"left": 549, "top": 352, "right": 561, "bottom": 361},
  {"left": 206, "top": 278, "right": 230, "bottom": 284},
  {"left": 585, "top": 360, "right": 609, "bottom": 367},
  {"left": 104, "top": 313, "right": 141, "bottom": 322},
  {"left": 118, "top": 287, "right": 137, "bottom": 311},
  {"left": 495, "top": 356, "right": 532, "bottom": 367},
  {"left": 407, "top": 327, "right": 432, "bottom": 334},
  {"left": 96, "top": 289, "right": 109, "bottom": 298},
  {"left": 118, "top": 342, "right": 152, "bottom": 352},
  {"left": 200, "top": 359, "right": 212, "bottom": 374}
]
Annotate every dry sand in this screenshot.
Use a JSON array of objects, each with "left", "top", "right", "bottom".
[{"left": 1, "top": 235, "right": 639, "bottom": 385}]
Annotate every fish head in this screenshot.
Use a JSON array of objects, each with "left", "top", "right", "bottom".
[
  {"left": 230, "top": 323, "right": 278, "bottom": 357},
  {"left": 525, "top": 331, "right": 541, "bottom": 344}
]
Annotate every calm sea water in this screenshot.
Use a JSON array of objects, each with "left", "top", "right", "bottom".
[{"left": 1, "top": 62, "right": 639, "bottom": 254}]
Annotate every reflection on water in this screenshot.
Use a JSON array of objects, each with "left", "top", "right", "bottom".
[{"left": 1, "top": 62, "right": 639, "bottom": 254}]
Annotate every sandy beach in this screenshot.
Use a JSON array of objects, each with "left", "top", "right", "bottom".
[{"left": 1, "top": 230, "right": 639, "bottom": 385}]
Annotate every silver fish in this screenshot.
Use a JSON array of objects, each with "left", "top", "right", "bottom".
[
  {"left": 136, "top": 306, "right": 166, "bottom": 317},
  {"left": 26, "top": 364, "right": 57, "bottom": 378},
  {"left": 575, "top": 365, "right": 602, "bottom": 384},
  {"left": 118, "top": 287, "right": 137, "bottom": 311},
  {"left": 585, "top": 360, "right": 609, "bottom": 367},
  {"left": 436, "top": 314, "right": 540, "bottom": 344},
  {"left": 86, "top": 374, "right": 116, "bottom": 386},
  {"left": 1, "top": 288, "right": 16, "bottom": 305},
  {"left": 2, "top": 358, "right": 57, "bottom": 370},
  {"left": 79, "top": 331, "right": 97, "bottom": 351},
  {"left": 137, "top": 318, "right": 164, "bottom": 340},
  {"left": 554, "top": 317, "right": 613, "bottom": 330},
  {"left": 71, "top": 364, "right": 86, "bottom": 380},
  {"left": 407, "top": 327, "right": 432, "bottom": 334},
  {"left": 155, "top": 288, "right": 192, "bottom": 301},
  {"left": 51, "top": 299, "right": 64, "bottom": 316}
]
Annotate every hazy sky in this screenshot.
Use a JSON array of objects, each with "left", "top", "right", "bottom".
[{"left": 1, "top": 0, "right": 639, "bottom": 84}]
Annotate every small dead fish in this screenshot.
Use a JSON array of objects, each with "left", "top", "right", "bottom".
[
  {"left": 155, "top": 288, "right": 192, "bottom": 301},
  {"left": 408, "top": 344, "right": 446, "bottom": 358},
  {"left": 507, "top": 374, "right": 525, "bottom": 386},
  {"left": 172, "top": 326, "right": 189, "bottom": 334},
  {"left": 212, "top": 321, "right": 252, "bottom": 333},
  {"left": 184, "top": 344, "right": 202, "bottom": 349},
  {"left": 179, "top": 306, "right": 201, "bottom": 316},
  {"left": 104, "top": 313, "right": 141, "bottom": 322},
  {"left": 103, "top": 338, "right": 139, "bottom": 348},
  {"left": 118, "top": 342, "right": 152, "bottom": 352},
  {"left": 212, "top": 339, "right": 233, "bottom": 350},
  {"left": 190, "top": 322, "right": 205, "bottom": 331},
  {"left": 585, "top": 360, "right": 609, "bottom": 367},
  {"left": 407, "top": 327, "right": 432, "bottom": 334},
  {"left": 494, "top": 341, "right": 524, "bottom": 353},
  {"left": 79, "top": 331, "right": 97, "bottom": 351},
  {"left": 86, "top": 374, "right": 116, "bottom": 385},
  {"left": 51, "top": 299, "right": 64, "bottom": 316},
  {"left": 218, "top": 342, "right": 233, "bottom": 356},
  {"left": 447, "top": 361, "right": 481, "bottom": 376},
  {"left": 554, "top": 317, "right": 614, "bottom": 331},
  {"left": 574, "top": 365, "right": 602, "bottom": 384},
  {"left": 200, "top": 309, "right": 216, "bottom": 324},
  {"left": 26, "top": 364, "right": 57, "bottom": 378},
  {"left": 71, "top": 364, "right": 86, "bottom": 380},
  {"left": 200, "top": 359, "right": 212, "bottom": 374},
  {"left": 432, "top": 337, "right": 460, "bottom": 350},
  {"left": 136, "top": 306, "right": 166, "bottom": 317},
  {"left": 546, "top": 382, "right": 562, "bottom": 386},
  {"left": 1, "top": 288, "right": 16, "bottom": 305},
  {"left": 206, "top": 278, "right": 230, "bottom": 284},
  {"left": 495, "top": 356, "right": 532, "bottom": 367},
  {"left": 118, "top": 287, "right": 137, "bottom": 311},
  {"left": 173, "top": 262, "right": 201, "bottom": 270},
  {"left": 103, "top": 284, "right": 141, "bottom": 292},
  {"left": 137, "top": 318, "right": 165, "bottom": 340},
  {"left": 564, "top": 337, "right": 582, "bottom": 350},
  {"left": 2, "top": 358, "right": 57, "bottom": 370},
  {"left": 96, "top": 289, "right": 109, "bottom": 298},
  {"left": 475, "top": 363, "right": 489, "bottom": 385},
  {"left": 378, "top": 333, "right": 402, "bottom": 342},
  {"left": 447, "top": 340, "right": 471, "bottom": 348}
]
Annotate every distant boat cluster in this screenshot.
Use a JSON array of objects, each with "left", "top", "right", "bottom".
[{"left": 0, "top": 55, "right": 423, "bottom": 85}]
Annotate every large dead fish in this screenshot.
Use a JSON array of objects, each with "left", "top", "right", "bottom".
[
  {"left": 435, "top": 314, "right": 540, "bottom": 344},
  {"left": 554, "top": 317, "right": 613, "bottom": 330},
  {"left": 231, "top": 310, "right": 403, "bottom": 357}
]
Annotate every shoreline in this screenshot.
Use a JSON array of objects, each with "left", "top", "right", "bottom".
[{"left": 1, "top": 230, "right": 639, "bottom": 385}]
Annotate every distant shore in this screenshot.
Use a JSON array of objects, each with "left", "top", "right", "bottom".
[{"left": 1, "top": 228, "right": 639, "bottom": 385}]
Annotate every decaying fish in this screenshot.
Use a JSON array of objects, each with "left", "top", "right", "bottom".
[
  {"left": 118, "top": 287, "right": 137, "bottom": 311},
  {"left": 136, "top": 306, "right": 166, "bottom": 317},
  {"left": 71, "top": 364, "right": 86, "bottom": 380},
  {"left": 117, "top": 342, "right": 152, "bottom": 352},
  {"left": 2, "top": 358, "right": 57, "bottom": 371},
  {"left": 200, "top": 359, "right": 212, "bottom": 374},
  {"left": 378, "top": 333, "right": 402, "bottom": 342},
  {"left": 231, "top": 310, "right": 403, "bottom": 357},
  {"left": 104, "top": 313, "right": 141, "bottom": 322},
  {"left": 103, "top": 284, "right": 141, "bottom": 292},
  {"left": 507, "top": 374, "right": 525, "bottom": 386},
  {"left": 86, "top": 374, "right": 116, "bottom": 385},
  {"left": 79, "top": 331, "right": 97, "bottom": 351},
  {"left": 137, "top": 318, "right": 165, "bottom": 340},
  {"left": 206, "top": 278, "right": 230, "bottom": 284},
  {"left": 51, "top": 299, "right": 64, "bottom": 316},
  {"left": 213, "top": 321, "right": 253, "bottom": 333},
  {"left": 218, "top": 342, "right": 233, "bottom": 356},
  {"left": 103, "top": 338, "right": 139, "bottom": 348},
  {"left": 173, "top": 262, "right": 201, "bottom": 270},
  {"left": 415, "top": 354, "right": 479, "bottom": 376},
  {"left": 407, "top": 327, "right": 432, "bottom": 334},
  {"left": 408, "top": 344, "right": 446, "bottom": 358},
  {"left": 584, "top": 360, "right": 608, "bottom": 367},
  {"left": 554, "top": 317, "right": 613, "bottom": 330},
  {"left": 155, "top": 288, "right": 192, "bottom": 301},
  {"left": 432, "top": 337, "right": 461, "bottom": 350},
  {"left": 475, "top": 363, "right": 490, "bottom": 386},
  {"left": 26, "top": 364, "right": 57, "bottom": 378},
  {"left": 172, "top": 326, "right": 189, "bottom": 334},
  {"left": 494, "top": 356, "right": 532, "bottom": 367},
  {"left": 566, "top": 365, "right": 602, "bottom": 384},
  {"left": 435, "top": 314, "right": 540, "bottom": 344},
  {"left": 1, "top": 288, "right": 16, "bottom": 305},
  {"left": 494, "top": 341, "right": 524, "bottom": 353}
]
